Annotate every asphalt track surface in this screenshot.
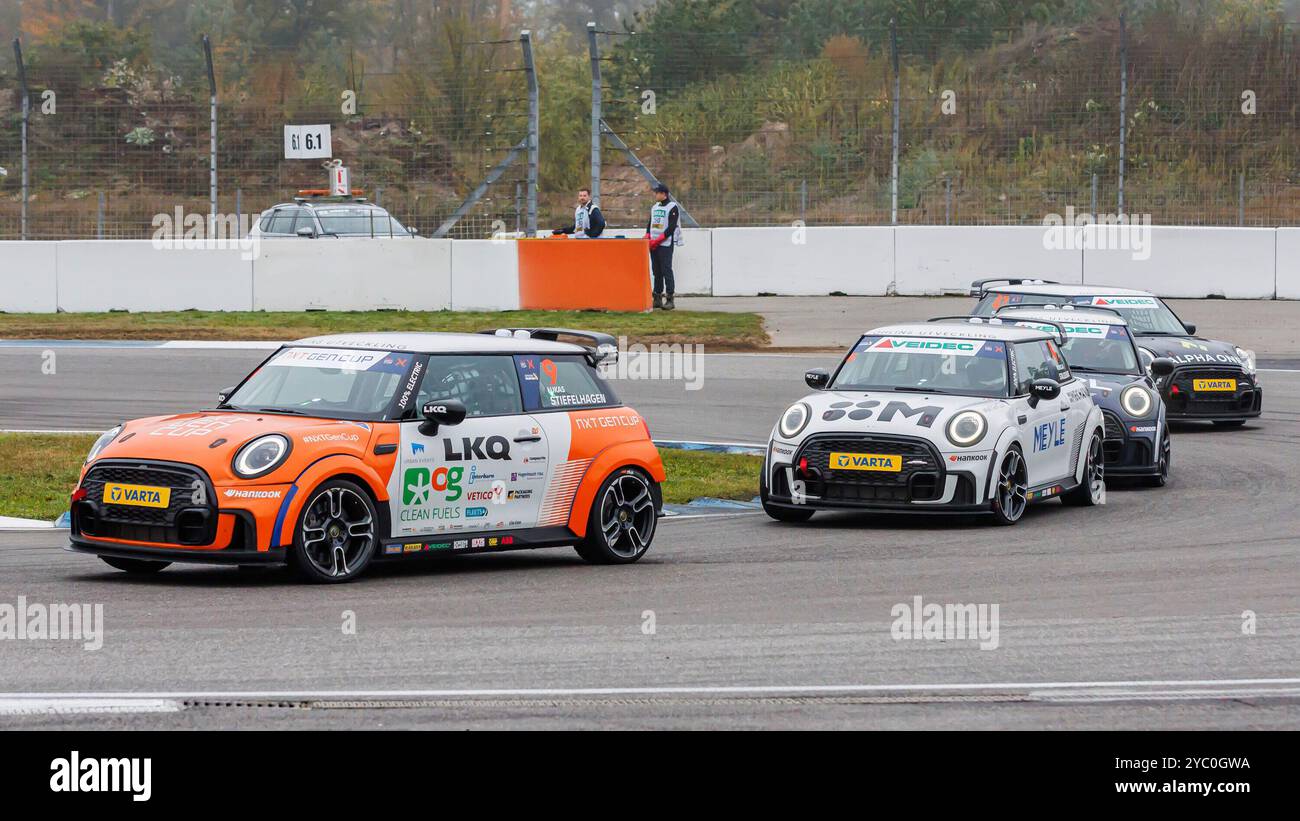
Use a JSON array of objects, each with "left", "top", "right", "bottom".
[{"left": 1, "top": 345, "right": 1298, "bottom": 728}]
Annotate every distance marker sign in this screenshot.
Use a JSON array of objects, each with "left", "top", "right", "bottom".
[{"left": 284, "top": 124, "right": 332, "bottom": 159}]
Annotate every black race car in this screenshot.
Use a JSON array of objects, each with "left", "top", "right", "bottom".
[
  {"left": 970, "top": 280, "right": 1262, "bottom": 426},
  {"left": 996, "top": 305, "right": 1174, "bottom": 485}
]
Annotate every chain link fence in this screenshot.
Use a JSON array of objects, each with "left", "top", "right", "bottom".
[
  {"left": 2, "top": 14, "right": 1298, "bottom": 238},
  {"left": 0, "top": 35, "right": 530, "bottom": 239}
]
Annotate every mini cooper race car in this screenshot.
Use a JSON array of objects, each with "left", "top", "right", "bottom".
[
  {"left": 761, "top": 319, "right": 1107, "bottom": 525},
  {"left": 68, "top": 328, "right": 664, "bottom": 583},
  {"left": 969, "top": 279, "right": 1261, "bottom": 425},
  {"left": 995, "top": 305, "right": 1175, "bottom": 486}
]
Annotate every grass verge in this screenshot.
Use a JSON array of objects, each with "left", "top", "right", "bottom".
[
  {"left": 0, "top": 434, "right": 760, "bottom": 521},
  {"left": 659, "top": 448, "right": 762, "bottom": 505},
  {"left": 0, "top": 433, "right": 95, "bottom": 521},
  {"left": 0, "top": 309, "right": 769, "bottom": 350}
]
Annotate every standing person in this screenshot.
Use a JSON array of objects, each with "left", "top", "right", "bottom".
[
  {"left": 551, "top": 187, "right": 605, "bottom": 238},
  {"left": 645, "top": 183, "right": 682, "bottom": 310}
]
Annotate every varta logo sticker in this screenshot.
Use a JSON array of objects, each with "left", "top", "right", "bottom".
[{"left": 1033, "top": 417, "right": 1068, "bottom": 452}]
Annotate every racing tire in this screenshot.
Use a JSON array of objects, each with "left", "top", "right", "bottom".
[
  {"left": 574, "top": 467, "right": 658, "bottom": 565},
  {"left": 760, "top": 465, "right": 814, "bottom": 522},
  {"left": 1144, "top": 425, "right": 1171, "bottom": 488},
  {"left": 289, "top": 478, "right": 380, "bottom": 584},
  {"left": 1062, "top": 431, "right": 1106, "bottom": 507},
  {"left": 1212, "top": 420, "right": 1246, "bottom": 428},
  {"left": 100, "top": 556, "right": 171, "bottom": 574},
  {"left": 989, "top": 446, "right": 1028, "bottom": 526}
]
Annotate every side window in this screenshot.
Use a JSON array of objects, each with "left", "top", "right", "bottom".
[
  {"left": 414, "top": 355, "right": 522, "bottom": 418},
  {"left": 1014, "top": 341, "right": 1055, "bottom": 394},
  {"left": 265, "top": 209, "right": 296, "bottom": 235},
  {"left": 1043, "top": 339, "right": 1070, "bottom": 381},
  {"left": 515, "top": 355, "right": 616, "bottom": 411},
  {"left": 288, "top": 208, "right": 313, "bottom": 234}
]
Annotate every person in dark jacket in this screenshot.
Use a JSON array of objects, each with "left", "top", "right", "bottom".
[
  {"left": 552, "top": 188, "right": 605, "bottom": 238},
  {"left": 644, "top": 183, "right": 681, "bottom": 310}
]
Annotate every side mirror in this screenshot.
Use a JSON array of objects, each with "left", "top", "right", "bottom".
[
  {"left": 1027, "top": 377, "right": 1061, "bottom": 407},
  {"left": 418, "top": 399, "right": 467, "bottom": 436},
  {"left": 1182, "top": 322, "right": 1197, "bottom": 335},
  {"left": 296, "top": 226, "right": 316, "bottom": 238},
  {"left": 217, "top": 386, "right": 236, "bottom": 405},
  {"left": 804, "top": 368, "right": 831, "bottom": 389},
  {"left": 1149, "top": 357, "right": 1175, "bottom": 378}
]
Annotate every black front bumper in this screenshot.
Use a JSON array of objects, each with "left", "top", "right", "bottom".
[
  {"left": 1101, "top": 411, "right": 1160, "bottom": 475},
  {"left": 1162, "top": 368, "right": 1262, "bottom": 421},
  {"left": 67, "top": 537, "right": 287, "bottom": 566},
  {"left": 766, "top": 432, "right": 991, "bottom": 514}
]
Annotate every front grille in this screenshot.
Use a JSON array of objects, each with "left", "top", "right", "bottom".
[
  {"left": 77, "top": 461, "right": 217, "bottom": 545},
  {"left": 795, "top": 434, "right": 944, "bottom": 504},
  {"left": 1167, "top": 365, "right": 1254, "bottom": 415}
]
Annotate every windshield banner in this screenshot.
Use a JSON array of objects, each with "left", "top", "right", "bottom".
[{"left": 270, "top": 347, "right": 399, "bottom": 371}]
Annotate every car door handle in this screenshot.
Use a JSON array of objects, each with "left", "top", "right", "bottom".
[
  {"left": 513, "top": 435, "right": 541, "bottom": 443},
  {"left": 1018, "top": 415, "right": 1028, "bottom": 424}
]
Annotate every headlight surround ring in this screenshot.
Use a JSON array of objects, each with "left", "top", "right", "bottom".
[
  {"left": 232, "top": 434, "right": 292, "bottom": 479},
  {"left": 85, "top": 425, "right": 123, "bottom": 464},
  {"left": 1120, "top": 385, "right": 1154, "bottom": 418},
  {"left": 778, "top": 402, "right": 811, "bottom": 440},
  {"left": 946, "top": 410, "right": 987, "bottom": 448}
]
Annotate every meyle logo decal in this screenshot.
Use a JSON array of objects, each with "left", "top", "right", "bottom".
[{"left": 1033, "top": 417, "right": 1068, "bottom": 452}]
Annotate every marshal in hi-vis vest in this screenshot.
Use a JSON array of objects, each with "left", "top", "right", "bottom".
[{"left": 649, "top": 200, "right": 684, "bottom": 246}]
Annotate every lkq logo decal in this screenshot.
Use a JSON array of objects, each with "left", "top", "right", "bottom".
[
  {"left": 50, "top": 751, "right": 151, "bottom": 802},
  {"left": 443, "top": 436, "right": 511, "bottom": 461},
  {"left": 1041, "top": 206, "right": 1152, "bottom": 261},
  {"left": 891, "top": 595, "right": 1000, "bottom": 650}
]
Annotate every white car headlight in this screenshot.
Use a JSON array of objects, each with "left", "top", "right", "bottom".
[
  {"left": 1235, "top": 346, "right": 1256, "bottom": 376},
  {"left": 778, "top": 402, "right": 811, "bottom": 439},
  {"left": 946, "top": 410, "right": 987, "bottom": 447},
  {"left": 232, "top": 434, "right": 291, "bottom": 479},
  {"left": 85, "top": 425, "right": 122, "bottom": 464},
  {"left": 1120, "top": 385, "right": 1154, "bottom": 417}
]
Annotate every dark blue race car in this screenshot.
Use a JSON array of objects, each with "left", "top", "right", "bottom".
[{"left": 995, "top": 305, "right": 1175, "bottom": 486}]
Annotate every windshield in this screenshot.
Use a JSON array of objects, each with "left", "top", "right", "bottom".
[
  {"left": 1010, "top": 320, "right": 1140, "bottom": 374},
  {"left": 226, "top": 347, "right": 415, "bottom": 419},
  {"left": 975, "top": 292, "right": 1186, "bottom": 334},
  {"left": 831, "top": 335, "right": 1010, "bottom": 397},
  {"left": 315, "top": 207, "right": 411, "bottom": 237}
]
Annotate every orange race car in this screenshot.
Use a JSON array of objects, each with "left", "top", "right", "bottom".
[{"left": 68, "top": 329, "right": 665, "bottom": 583}]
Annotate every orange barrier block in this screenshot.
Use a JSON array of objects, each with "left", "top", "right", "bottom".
[{"left": 517, "top": 237, "right": 652, "bottom": 312}]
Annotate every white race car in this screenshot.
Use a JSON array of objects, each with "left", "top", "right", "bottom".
[{"left": 761, "top": 319, "right": 1107, "bottom": 525}]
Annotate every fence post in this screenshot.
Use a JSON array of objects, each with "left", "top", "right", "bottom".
[
  {"left": 889, "top": 19, "right": 900, "bottom": 226},
  {"left": 235, "top": 188, "right": 242, "bottom": 236},
  {"left": 1117, "top": 11, "right": 1127, "bottom": 218},
  {"left": 587, "top": 22, "right": 602, "bottom": 205},
  {"left": 97, "top": 192, "right": 105, "bottom": 239},
  {"left": 13, "top": 39, "right": 29, "bottom": 241},
  {"left": 202, "top": 35, "right": 217, "bottom": 234},
  {"left": 945, "top": 176, "right": 952, "bottom": 225},
  {"left": 1238, "top": 171, "right": 1245, "bottom": 226},
  {"left": 1091, "top": 173, "right": 1098, "bottom": 218},
  {"left": 521, "top": 30, "right": 538, "bottom": 237},
  {"left": 516, "top": 181, "right": 523, "bottom": 234},
  {"left": 800, "top": 179, "right": 807, "bottom": 223}
]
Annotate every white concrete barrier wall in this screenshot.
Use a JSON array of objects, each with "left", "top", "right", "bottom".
[
  {"left": 711, "top": 226, "right": 894, "bottom": 296},
  {"left": 894, "top": 226, "right": 1084, "bottom": 295},
  {"left": 1270, "top": 228, "right": 1297, "bottom": 300},
  {"left": 0, "top": 242, "right": 58, "bottom": 312},
  {"left": 449, "top": 240, "right": 519, "bottom": 311},
  {"left": 252, "top": 238, "right": 451, "bottom": 311},
  {"left": 3, "top": 228, "right": 1299, "bottom": 313},
  {"left": 1081, "top": 226, "right": 1276, "bottom": 299},
  {"left": 57, "top": 241, "right": 254, "bottom": 311},
  {"left": 599, "top": 228, "right": 711, "bottom": 294}
]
